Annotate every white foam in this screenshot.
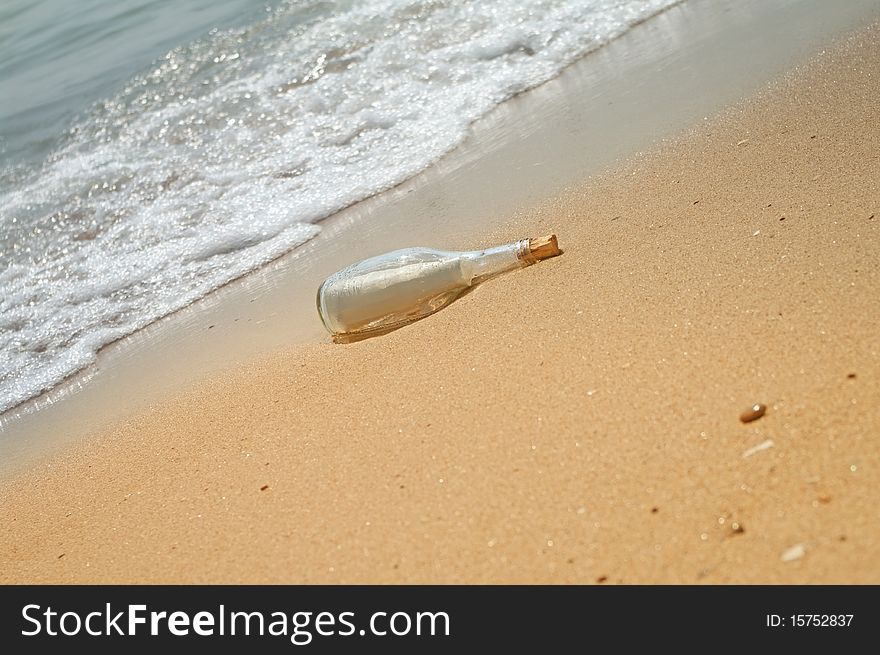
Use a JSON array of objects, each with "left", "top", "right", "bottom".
[{"left": 0, "top": 0, "right": 680, "bottom": 413}]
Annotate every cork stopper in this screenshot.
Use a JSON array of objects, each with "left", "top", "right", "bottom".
[{"left": 527, "top": 234, "right": 561, "bottom": 261}]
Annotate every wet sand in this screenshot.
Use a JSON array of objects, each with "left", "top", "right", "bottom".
[{"left": 1, "top": 23, "right": 879, "bottom": 584}]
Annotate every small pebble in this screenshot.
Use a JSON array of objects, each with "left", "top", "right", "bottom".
[
  {"left": 742, "top": 439, "right": 775, "bottom": 459},
  {"left": 781, "top": 544, "right": 806, "bottom": 562},
  {"left": 739, "top": 403, "right": 767, "bottom": 423},
  {"left": 260, "top": 485, "right": 269, "bottom": 491}
]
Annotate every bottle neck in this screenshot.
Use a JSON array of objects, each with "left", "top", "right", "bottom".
[{"left": 461, "top": 239, "right": 532, "bottom": 285}]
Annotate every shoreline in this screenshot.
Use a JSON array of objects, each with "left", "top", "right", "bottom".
[
  {"left": 3, "top": 0, "right": 879, "bottom": 471},
  {"left": 1, "top": 19, "right": 878, "bottom": 583}
]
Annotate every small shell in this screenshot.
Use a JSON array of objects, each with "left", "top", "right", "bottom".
[{"left": 740, "top": 403, "right": 767, "bottom": 423}]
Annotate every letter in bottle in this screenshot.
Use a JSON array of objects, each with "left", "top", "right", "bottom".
[{"left": 316, "top": 234, "right": 560, "bottom": 339}]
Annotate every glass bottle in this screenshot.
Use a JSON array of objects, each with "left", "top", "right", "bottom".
[{"left": 316, "top": 234, "right": 560, "bottom": 339}]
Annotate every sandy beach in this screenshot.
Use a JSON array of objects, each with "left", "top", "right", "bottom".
[{"left": 2, "top": 16, "right": 879, "bottom": 584}]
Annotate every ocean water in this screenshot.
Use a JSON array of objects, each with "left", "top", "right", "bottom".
[{"left": 0, "top": 0, "right": 680, "bottom": 414}]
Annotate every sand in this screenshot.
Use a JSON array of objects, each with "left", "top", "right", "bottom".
[{"left": 2, "top": 24, "right": 879, "bottom": 585}]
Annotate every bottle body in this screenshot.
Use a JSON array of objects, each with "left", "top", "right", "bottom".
[
  {"left": 317, "top": 249, "right": 469, "bottom": 337},
  {"left": 316, "top": 236, "right": 558, "bottom": 338}
]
